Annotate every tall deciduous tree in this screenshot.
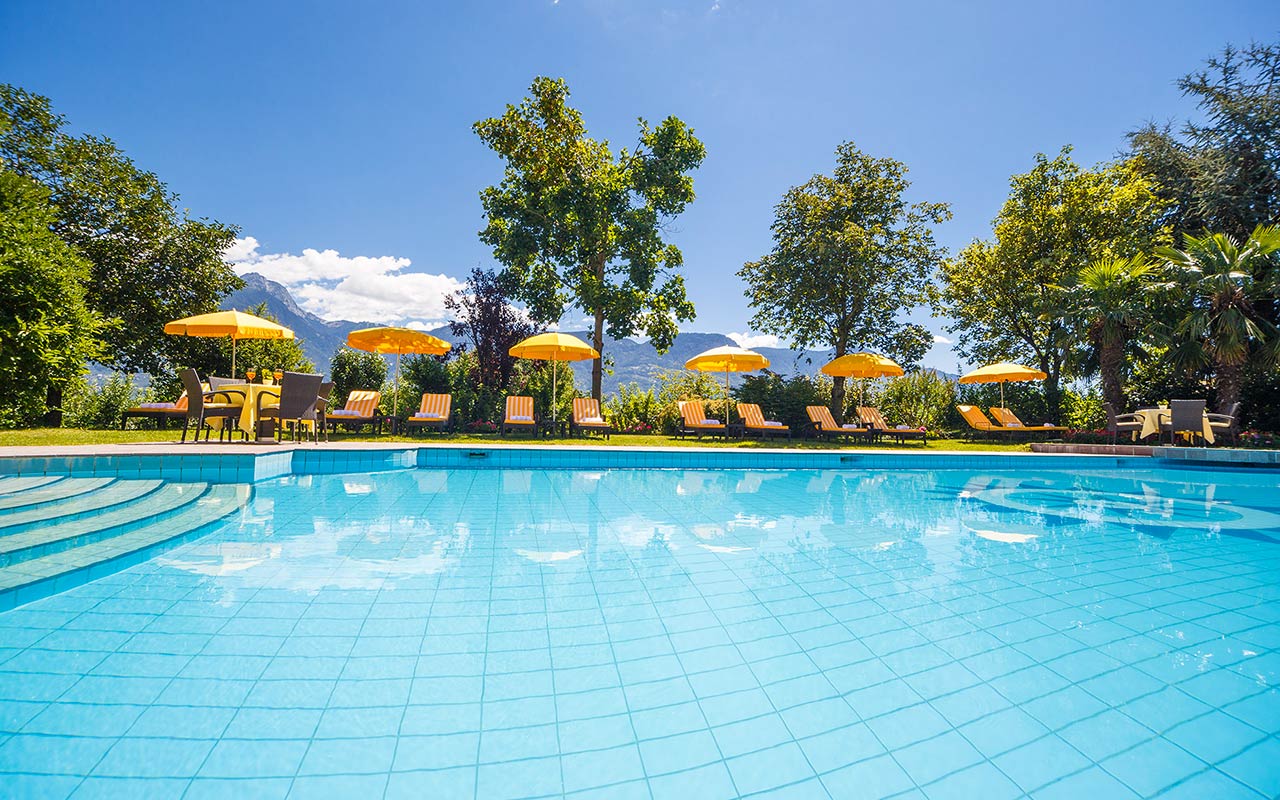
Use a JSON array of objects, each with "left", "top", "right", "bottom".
[
  {"left": 0, "top": 85, "right": 241, "bottom": 375},
  {"left": 474, "top": 77, "right": 705, "bottom": 398},
  {"left": 939, "top": 148, "right": 1169, "bottom": 417},
  {"left": 444, "top": 267, "right": 538, "bottom": 391},
  {"left": 1129, "top": 42, "right": 1280, "bottom": 242},
  {"left": 1155, "top": 225, "right": 1280, "bottom": 413},
  {"left": 0, "top": 170, "right": 104, "bottom": 426},
  {"left": 739, "top": 141, "right": 948, "bottom": 421}
]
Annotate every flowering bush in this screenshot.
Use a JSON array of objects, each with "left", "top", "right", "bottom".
[
  {"left": 619, "top": 422, "right": 655, "bottom": 435},
  {"left": 1239, "top": 430, "right": 1279, "bottom": 449},
  {"left": 1062, "top": 429, "right": 1109, "bottom": 444},
  {"left": 466, "top": 420, "right": 499, "bottom": 434}
]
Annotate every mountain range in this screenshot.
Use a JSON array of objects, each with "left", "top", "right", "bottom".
[{"left": 224, "top": 273, "right": 926, "bottom": 394}]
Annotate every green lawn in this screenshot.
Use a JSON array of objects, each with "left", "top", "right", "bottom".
[{"left": 0, "top": 427, "right": 1032, "bottom": 451}]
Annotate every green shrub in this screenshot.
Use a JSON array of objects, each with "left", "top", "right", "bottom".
[
  {"left": 1061, "top": 388, "right": 1104, "bottom": 430},
  {"left": 653, "top": 369, "right": 727, "bottom": 434},
  {"left": 604, "top": 383, "right": 661, "bottom": 434},
  {"left": 64, "top": 372, "right": 152, "bottom": 429},
  {"left": 877, "top": 371, "right": 957, "bottom": 432},
  {"left": 330, "top": 347, "right": 387, "bottom": 409}
]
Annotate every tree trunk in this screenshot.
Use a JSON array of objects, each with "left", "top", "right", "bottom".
[
  {"left": 43, "top": 385, "right": 63, "bottom": 428},
  {"left": 591, "top": 305, "right": 605, "bottom": 400},
  {"left": 1098, "top": 339, "right": 1125, "bottom": 413},
  {"left": 831, "top": 376, "right": 846, "bottom": 426},
  {"left": 1216, "top": 359, "right": 1244, "bottom": 415},
  {"left": 590, "top": 253, "right": 607, "bottom": 400}
]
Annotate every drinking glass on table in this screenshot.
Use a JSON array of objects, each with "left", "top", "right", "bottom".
[
  {"left": 246, "top": 368, "right": 256, "bottom": 383},
  {"left": 273, "top": 369, "right": 283, "bottom": 383}
]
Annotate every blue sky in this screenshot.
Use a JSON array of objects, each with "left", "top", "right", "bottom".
[{"left": 3, "top": 1, "right": 1276, "bottom": 370}]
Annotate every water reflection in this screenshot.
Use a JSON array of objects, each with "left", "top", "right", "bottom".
[{"left": 157, "top": 465, "right": 1280, "bottom": 601}]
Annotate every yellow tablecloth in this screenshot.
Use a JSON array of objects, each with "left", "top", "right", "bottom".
[
  {"left": 211, "top": 383, "right": 279, "bottom": 436},
  {"left": 1135, "top": 408, "right": 1214, "bottom": 444}
]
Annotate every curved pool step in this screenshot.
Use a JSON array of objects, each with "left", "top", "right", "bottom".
[
  {"left": 0, "top": 482, "right": 251, "bottom": 611},
  {"left": 0, "top": 477, "right": 114, "bottom": 512},
  {"left": 0, "top": 476, "right": 65, "bottom": 495},
  {"left": 0, "top": 482, "right": 212, "bottom": 567},
  {"left": 0, "top": 479, "right": 165, "bottom": 532}
]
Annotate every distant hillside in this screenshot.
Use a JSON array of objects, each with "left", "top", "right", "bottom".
[{"left": 221, "top": 273, "right": 952, "bottom": 394}]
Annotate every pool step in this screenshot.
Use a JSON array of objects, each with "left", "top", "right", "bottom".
[
  {"left": 0, "top": 479, "right": 165, "bottom": 531},
  {"left": 0, "top": 481, "right": 251, "bottom": 612},
  {"left": 0, "top": 477, "right": 114, "bottom": 511}
]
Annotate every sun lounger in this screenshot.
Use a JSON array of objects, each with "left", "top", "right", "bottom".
[
  {"left": 737, "top": 403, "right": 790, "bottom": 440},
  {"left": 805, "top": 406, "right": 874, "bottom": 443},
  {"left": 678, "top": 400, "right": 727, "bottom": 439},
  {"left": 989, "top": 407, "right": 1067, "bottom": 433},
  {"left": 405, "top": 393, "right": 452, "bottom": 433},
  {"left": 571, "top": 398, "right": 613, "bottom": 439},
  {"left": 327, "top": 390, "right": 383, "bottom": 434},
  {"left": 502, "top": 396, "right": 538, "bottom": 436},
  {"left": 857, "top": 406, "right": 926, "bottom": 444},
  {"left": 957, "top": 405, "right": 998, "bottom": 435},
  {"left": 121, "top": 393, "right": 189, "bottom": 428}
]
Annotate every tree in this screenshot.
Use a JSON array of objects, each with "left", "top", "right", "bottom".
[
  {"left": 444, "top": 267, "right": 538, "bottom": 391},
  {"left": 1129, "top": 42, "right": 1280, "bottom": 242},
  {"left": 1057, "top": 256, "right": 1160, "bottom": 412},
  {"left": 0, "top": 85, "right": 241, "bottom": 375},
  {"left": 939, "top": 148, "right": 1169, "bottom": 417},
  {"left": 329, "top": 347, "right": 386, "bottom": 409},
  {"left": 1154, "top": 225, "right": 1280, "bottom": 413},
  {"left": 474, "top": 77, "right": 705, "bottom": 398},
  {"left": 739, "top": 141, "right": 948, "bottom": 421},
  {"left": 0, "top": 170, "right": 104, "bottom": 426}
]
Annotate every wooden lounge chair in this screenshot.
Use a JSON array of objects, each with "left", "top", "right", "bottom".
[
  {"left": 121, "top": 393, "right": 189, "bottom": 429},
  {"left": 178, "top": 368, "right": 245, "bottom": 443},
  {"left": 571, "top": 398, "right": 613, "bottom": 439},
  {"left": 857, "top": 406, "right": 926, "bottom": 444},
  {"left": 327, "top": 390, "right": 383, "bottom": 434},
  {"left": 256, "top": 372, "right": 323, "bottom": 443},
  {"left": 805, "top": 406, "right": 874, "bottom": 443},
  {"left": 502, "top": 396, "right": 538, "bottom": 436},
  {"left": 737, "top": 403, "right": 790, "bottom": 440},
  {"left": 678, "top": 400, "right": 727, "bottom": 439},
  {"left": 405, "top": 393, "right": 453, "bottom": 434},
  {"left": 989, "top": 407, "right": 1067, "bottom": 434},
  {"left": 957, "top": 405, "right": 999, "bottom": 437}
]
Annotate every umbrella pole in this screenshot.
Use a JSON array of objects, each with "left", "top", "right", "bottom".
[
  {"left": 231, "top": 337, "right": 236, "bottom": 378},
  {"left": 394, "top": 350, "right": 401, "bottom": 418},
  {"left": 725, "top": 368, "right": 731, "bottom": 424},
  {"left": 552, "top": 358, "right": 557, "bottom": 429}
]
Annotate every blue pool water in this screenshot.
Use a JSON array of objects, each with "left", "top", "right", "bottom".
[{"left": 1, "top": 463, "right": 1278, "bottom": 799}]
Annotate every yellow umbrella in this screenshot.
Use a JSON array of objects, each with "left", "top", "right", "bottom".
[
  {"left": 822, "top": 352, "right": 904, "bottom": 407},
  {"left": 509, "top": 333, "right": 600, "bottom": 426},
  {"left": 346, "top": 327, "right": 452, "bottom": 417},
  {"left": 164, "top": 310, "right": 294, "bottom": 377},
  {"left": 958, "top": 361, "right": 1047, "bottom": 409},
  {"left": 684, "top": 345, "right": 770, "bottom": 424}
]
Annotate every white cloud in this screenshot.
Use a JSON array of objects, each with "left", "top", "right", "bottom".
[
  {"left": 226, "top": 236, "right": 464, "bottom": 327},
  {"left": 932, "top": 334, "right": 953, "bottom": 345},
  {"left": 727, "top": 332, "right": 781, "bottom": 349}
]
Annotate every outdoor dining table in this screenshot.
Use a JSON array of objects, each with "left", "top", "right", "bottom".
[
  {"left": 211, "top": 383, "right": 279, "bottom": 439},
  {"left": 1134, "top": 407, "right": 1214, "bottom": 444}
]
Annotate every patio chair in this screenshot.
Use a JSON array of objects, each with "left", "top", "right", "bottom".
[
  {"left": 989, "top": 407, "right": 1067, "bottom": 433},
  {"left": 314, "top": 381, "right": 333, "bottom": 442},
  {"left": 1162, "top": 399, "right": 1207, "bottom": 446},
  {"left": 121, "top": 393, "right": 188, "bottom": 429},
  {"left": 327, "top": 390, "right": 382, "bottom": 434},
  {"left": 571, "top": 398, "right": 613, "bottom": 439},
  {"left": 1207, "top": 402, "right": 1241, "bottom": 446},
  {"left": 179, "top": 368, "right": 245, "bottom": 443},
  {"left": 677, "top": 400, "right": 727, "bottom": 439},
  {"left": 857, "top": 406, "right": 926, "bottom": 444},
  {"left": 256, "top": 372, "right": 323, "bottom": 443},
  {"left": 737, "top": 403, "right": 790, "bottom": 440},
  {"left": 405, "top": 393, "right": 453, "bottom": 434},
  {"left": 806, "top": 406, "right": 874, "bottom": 443},
  {"left": 502, "top": 396, "right": 538, "bottom": 436},
  {"left": 1103, "top": 402, "right": 1144, "bottom": 443}
]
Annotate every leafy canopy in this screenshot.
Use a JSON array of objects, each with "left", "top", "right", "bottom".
[
  {"left": 0, "top": 84, "right": 241, "bottom": 375},
  {"left": 939, "top": 148, "right": 1169, "bottom": 412},
  {"left": 474, "top": 77, "right": 705, "bottom": 397},
  {"left": 0, "top": 170, "right": 105, "bottom": 427}
]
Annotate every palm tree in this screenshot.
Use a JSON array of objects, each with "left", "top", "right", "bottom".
[
  {"left": 1063, "top": 256, "right": 1158, "bottom": 412},
  {"left": 1154, "top": 224, "right": 1280, "bottom": 413}
]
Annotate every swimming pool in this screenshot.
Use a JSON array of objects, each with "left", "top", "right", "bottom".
[{"left": 1, "top": 459, "right": 1278, "bottom": 798}]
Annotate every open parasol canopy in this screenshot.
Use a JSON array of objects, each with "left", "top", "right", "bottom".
[
  {"left": 164, "top": 310, "right": 294, "bottom": 376},
  {"left": 684, "top": 345, "right": 770, "bottom": 424},
  {"left": 958, "top": 362, "right": 1047, "bottom": 408},
  {"left": 509, "top": 333, "right": 599, "bottom": 426},
  {"left": 821, "top": 352, "right": 905, "bottom": 406},
  {"left": 346, "top": 327, "right": 452, "bottom": 416}
]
